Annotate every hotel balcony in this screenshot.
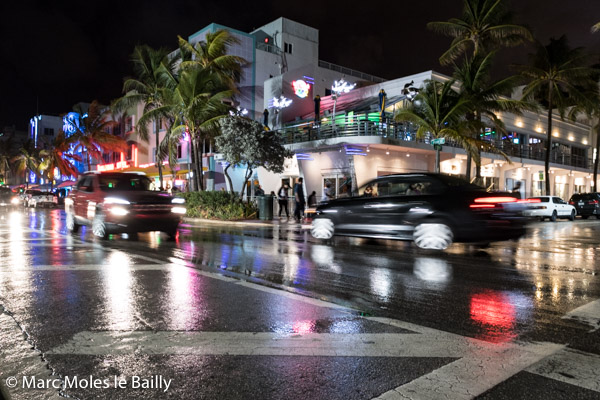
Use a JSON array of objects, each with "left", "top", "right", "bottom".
[{"left": 275, "top": 116, "right": 592, "bottom": 171}]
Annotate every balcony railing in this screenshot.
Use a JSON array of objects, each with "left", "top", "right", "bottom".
[{"left": 275, "top": 118, "right": 591, "bottom": 170}]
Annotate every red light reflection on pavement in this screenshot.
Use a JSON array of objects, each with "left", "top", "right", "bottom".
[
  {"left": 292, "top": 320, "right": 315, "bottom": 334},
  {"left": 470, "top": 290, "right": 517, "bottom": 343}
]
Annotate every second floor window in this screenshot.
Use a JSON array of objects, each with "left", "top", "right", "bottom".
[
  {"left": 284, "top": 42, "right": 293, "bottom": 54},
  {"left": 44, "top": 128, "right": 54, "bottom": 136}
]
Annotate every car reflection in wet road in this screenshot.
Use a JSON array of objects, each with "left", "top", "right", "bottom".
[{"left": 1, "top": 208, "right": 600, "bottom": 399}]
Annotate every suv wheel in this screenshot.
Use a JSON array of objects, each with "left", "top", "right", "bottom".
[
  {"left": 550, "top": 211, "right": 557, "bottom": 222},
  {"left": 66, "top": 211, "right": 80, "bottom": 233},
  {"left": 311, "top": 218, "right": 334, "bottom": 239},
  {"left": 92, "top": 211, "right": 108, "bottom": 239},
  {"left": 413, "top": 222, "right": 453, "bottom": 250},
  {"left": 569, "top": 210, "right": 576, "bottom": 221}
]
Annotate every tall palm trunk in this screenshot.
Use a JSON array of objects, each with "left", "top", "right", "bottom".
[
  {"left": 197, "top": 139, "right": 204, "bottom": 191},
  {"left": 544, "top": 85, "right": 554, "bottom": 196},
  {"left": 192, "top": 138, "right": 202, "bottom": 191},
  {"left": 475, "top": 111, "right": 483, "bottom": 184},
  {"left": 594, "top": 123, "right": 600, "bottom": 190},
  {"left": 156, "top": 120, "right": 164, "bottom": 190}
]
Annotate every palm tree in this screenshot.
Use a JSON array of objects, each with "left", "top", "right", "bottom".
[
  {"left": 454, "top": 52, "right": 537, "bottom": 181},
  {"left": 178, "top": 29, "right": 246, "bottom": 90},
  {"left": 154, "top": 30, "right": 246, "bottom": 191},
  {"left": 70, "top": 101, "right": 128, "bottom": 171},
  {"left": 428, "top": 0, "right": 532, "bottom": 65},
  {"left": 39, "top": 132, "right": 81, "bottom": 190},
  {"left": 515, "top": 36, "right": 597, "bottom": 195},
  {"left": 112, "top": 45, "right": 179, "bottom": 190},
  {"left": 592, "top": 23, "right": 600, "bottom": 33},
  {"left": 141, "top": 68, "right": 233, "bottom": 191},
  {"left": 0, "top": 137, "right": 12, "bottom": 185},
  {"left": 12, "top": 141, "right": 40, "bottom": 188},
  {"left": 395, "top": 79, "right": 494, "bottom": 173}
]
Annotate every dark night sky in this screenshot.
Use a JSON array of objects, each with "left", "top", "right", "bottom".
[{"left": 1, "top": 0, "right": 599, "bottom": 131}]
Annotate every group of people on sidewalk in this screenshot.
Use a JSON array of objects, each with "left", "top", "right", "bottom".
[{"left": 275, "top": 179, "right": 334, "bottom": 222}]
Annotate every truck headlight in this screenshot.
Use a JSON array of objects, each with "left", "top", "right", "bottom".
[
  {"left": 109, "top": 206, "right": 129, "bottom": 216},
  {"left": 171, "top": 206, "right": 186, "bottom": 214}
]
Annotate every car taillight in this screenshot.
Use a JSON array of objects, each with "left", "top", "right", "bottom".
[
  {"left": 569, "top": 200, "right": 575, "bottom": 205},
  {"left": 589, "top": 200, "right": 599, "bottom": 205},
  {"left": 470, "top": 196, "right": 517, "bottom": 209}
]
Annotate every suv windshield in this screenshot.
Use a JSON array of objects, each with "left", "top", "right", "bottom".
[{"left": 99, "top": 174, "right": 152, "bottom": 191}]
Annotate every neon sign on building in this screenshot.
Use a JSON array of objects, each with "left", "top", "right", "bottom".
[{"left": 292, "top": 80, "right": 311, "bottom": 98}]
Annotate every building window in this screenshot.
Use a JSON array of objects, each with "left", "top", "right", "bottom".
[
  {"left": 152, "top": 148, "right": 156, "bottom": 163},
  {"left": 126, "top": 117, "right": 133, "bottom": 132},
  {"left": 284, "top": 42, "right": 293, "bottom": 54},
  {"left": 177, "top": 144, "right": 182, "bottom": 159},
  {"left": 113, "top": 125, "right": 121, "bottom": 136},
  {"left": 44, "top": 128, "right": 54, "bottom": 136}
]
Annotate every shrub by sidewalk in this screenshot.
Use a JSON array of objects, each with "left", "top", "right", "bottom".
[{"left": 182, "top": 191, "right": 258, "bottom": 220}]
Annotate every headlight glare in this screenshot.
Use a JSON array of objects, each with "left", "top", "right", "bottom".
[{"left": 105, "top": 197, "right": 130, "bottom": 205}]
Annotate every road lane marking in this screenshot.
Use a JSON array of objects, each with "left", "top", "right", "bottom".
[
  {"left": 526, "top": 348, "right": 600, "bottom": 392},
  {"left": 47, "top": 331, "right": 470, "bottom": 357},
  {"left": 375, "top": 342, "right": 564, "bottom": 400},
  {"left": 562, "top": 299, "right": 600, "bottom": 332}
]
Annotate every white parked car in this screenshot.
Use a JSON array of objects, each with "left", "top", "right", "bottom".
[
  {"left": 523, "top": 196, "right": 576, "bottom": 221},
  {"left": 28, "top": 192, "right": 58, "bottom": 208}
]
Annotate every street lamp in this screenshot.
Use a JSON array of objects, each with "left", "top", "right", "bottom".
[
  {"left": 331, "top": 79, "right": 355, "bottom": 134},
  {"left": 270, "top": 95, "right": 292, "bottom": 129}
]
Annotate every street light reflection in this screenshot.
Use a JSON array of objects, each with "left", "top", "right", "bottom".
[
  {"left": 413, "top": 257, "right": 452, "bottom": 284},
  {"left": 102, "top": 251, "right": 135, "bottom": 330}
]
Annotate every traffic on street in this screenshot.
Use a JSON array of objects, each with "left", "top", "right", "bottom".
[{"left": 1, "top": 207, "right": 599, "bottom": 399}]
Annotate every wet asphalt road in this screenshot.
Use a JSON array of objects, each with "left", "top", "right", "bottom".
[{"left": 1, "top": 208, "right": 600, "bottom": 399}]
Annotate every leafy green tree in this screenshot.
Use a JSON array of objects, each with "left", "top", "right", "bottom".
[
  {"left": 453, "top": 52, "right": 536, "bottom": 181},
  {"left": 515, "top": 36, "right": 597, "bottom": 195},
  {"left": 39, "top": 132, "right": 81, "bottom": 190},
  {"left": 69, "top": 101, "right": 128, "bottom": 171},
  {"left": 427, "top": 0, "right": 532, "bottom": 65},
  {"left": 112, "top": 45, "right": 179, "bottom": 189},
  {"left": 216, "top": 116, "right": 292, "bottom": 198}
]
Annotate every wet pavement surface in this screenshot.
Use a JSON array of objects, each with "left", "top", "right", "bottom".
[{"left": 1, "top": 208, "right": 600, "bottom": 399}]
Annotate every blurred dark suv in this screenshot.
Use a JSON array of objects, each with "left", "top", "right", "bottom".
[
  {"left": 568, "top": 193, "right": 600, "bottom": 219},
  {"left": 311, "top": 173, "right": 530, "bottom": 250}
]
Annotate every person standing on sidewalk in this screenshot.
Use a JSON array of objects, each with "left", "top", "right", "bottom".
[
  {"left": 293, "top": 177, "right": 306, "bottom": 222},
  {"left": 277, "top": 184, "right": 290, "bottom": 219}
]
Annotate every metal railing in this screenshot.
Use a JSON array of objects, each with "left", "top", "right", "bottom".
[
  {"left": 275, "top": 118, "right": 592, "bottom": 170},
  {"left": 256, "top": 42, "right": 281, "bottom": 55},
  {"left": 318, "top": 60, "right": 386, "bottom": 83}
]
